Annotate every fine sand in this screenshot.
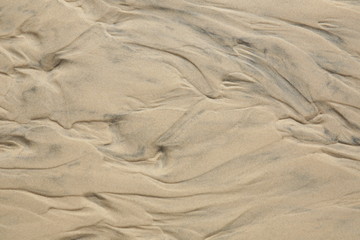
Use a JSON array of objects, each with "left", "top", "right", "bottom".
[{"left": 1, "top": 0, "right": 360, "bottom": 239}]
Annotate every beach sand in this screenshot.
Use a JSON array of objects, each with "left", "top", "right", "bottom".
[{"left": 1, "top": 0, "right": 360, "bottom": 239}]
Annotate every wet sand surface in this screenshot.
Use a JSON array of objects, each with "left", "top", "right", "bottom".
[{"left": 1, "top": 0, "right": 360, "bottom": 239}]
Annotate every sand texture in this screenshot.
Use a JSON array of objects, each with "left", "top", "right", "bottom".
[{"left": 1, "top": 0, "right": 360, "bottom": 239}]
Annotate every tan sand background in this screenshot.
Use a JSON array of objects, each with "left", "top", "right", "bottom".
[{"left": 1, "top": 0, "right": 360, "bottom": 239}]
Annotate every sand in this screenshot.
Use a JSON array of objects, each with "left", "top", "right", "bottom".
[{"left": 1, "top": 0, "right": 360, "bottom": 239}]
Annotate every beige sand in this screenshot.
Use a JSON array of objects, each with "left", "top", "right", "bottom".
[{"left": 1, "top": 0, "right": 360, "bottom": 239}]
